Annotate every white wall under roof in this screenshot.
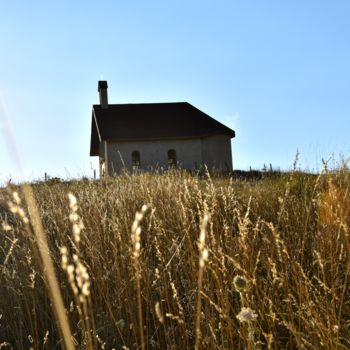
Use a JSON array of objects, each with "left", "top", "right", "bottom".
[{"left": 99, "top": 134, "right": 232, "bottom": 175}]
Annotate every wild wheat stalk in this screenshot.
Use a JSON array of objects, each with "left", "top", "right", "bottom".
[
  {"left": 22, "top": 183, "right": 75, "bottom": 350},
  {"left": 0, "top": 97, "right": 74, "bottom": 349},
  {"left": 195, "top": 213, "right": 209, "bottom": 350},
  {"left": 131, "top": 205, "right": 148, "bottom": 350}
]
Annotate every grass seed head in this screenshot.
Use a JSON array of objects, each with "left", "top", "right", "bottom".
[
  {"left": 233, "top": 275, "right": 248, "bottom": 293},
  {"left": 236, "top": 307, "right": 258, "bottom": 323}
]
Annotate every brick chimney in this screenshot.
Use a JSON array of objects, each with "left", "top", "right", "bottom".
[{"left": 98, "top": 80, "right": 108, "bottom": 108}]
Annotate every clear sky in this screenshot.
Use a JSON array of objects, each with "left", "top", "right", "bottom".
[{"left": 1, "top": 0, "right": 349, "bottom": 182}]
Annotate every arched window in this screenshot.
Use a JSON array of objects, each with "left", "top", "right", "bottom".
[
  {"left": 167, "top": 149, "right": 177, "bottom": 168},
  {"left": 132, "top": 151, "right": 141, "bottom": 170}
]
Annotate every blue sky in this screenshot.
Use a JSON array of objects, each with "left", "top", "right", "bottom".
[{"left": 0, "top": 0, "right": 349, "bottom": 182}]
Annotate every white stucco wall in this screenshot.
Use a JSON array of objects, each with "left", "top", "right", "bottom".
[
  {"left": 98, "top": 134, "right": 232, "bottom": 175},
  {"left": 103, "top": 138, "right": 203, "bottom": 174},
  {"left": 201, "top": 134, "right": 233, "bottom": 171}
]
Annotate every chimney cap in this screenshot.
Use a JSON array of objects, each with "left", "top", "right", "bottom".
[{"left": 98, "top": 80, "right": 108, "bottom": 92}]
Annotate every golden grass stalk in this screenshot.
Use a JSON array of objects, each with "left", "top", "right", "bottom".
[
  {"left": 195, "top": 213, "right": 209, "bottom": 350},
  {"left": 21, "top": 183, "right": 75, "bottom": 350},
  {"left": 0, "top": 101, "right": 74, "bottom": 349},
  {"left": 131, "top": 204, "right": 148, "bottom": 350}
]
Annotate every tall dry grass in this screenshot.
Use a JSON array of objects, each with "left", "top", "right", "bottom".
[{"left": 0, "top": 167, "right": 350, "bottom": 349}]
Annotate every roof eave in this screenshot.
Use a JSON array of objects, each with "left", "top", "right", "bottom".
[
  {"left": 89, "top": 107, "right": 102, "bottom": 156},
  {"left": 97, "top": 131, "right": 234, "bottom": 143}
]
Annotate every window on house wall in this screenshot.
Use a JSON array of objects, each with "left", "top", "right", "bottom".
[
  {"left": 167, "top": 149, "right": 177, "bottom": 168},
  {"left": 132, "top": 151, "right": 141, "bottom": 170}
]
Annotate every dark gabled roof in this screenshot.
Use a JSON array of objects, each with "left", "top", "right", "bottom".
[{"left": 90, "top": 102, "right": 235, "bottom": 156}]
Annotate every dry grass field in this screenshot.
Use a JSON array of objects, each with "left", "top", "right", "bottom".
[{"left": 0, "top": 167, "right": 350, "bottom": 349}]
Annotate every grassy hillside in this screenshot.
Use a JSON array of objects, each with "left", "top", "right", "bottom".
[{"left": 0, "top": 168, "right": 350, "bottom": 349}]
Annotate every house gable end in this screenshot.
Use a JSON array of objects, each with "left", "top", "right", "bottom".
[{"left": 90, "top": 108, "right": 101, "bottom": 156}]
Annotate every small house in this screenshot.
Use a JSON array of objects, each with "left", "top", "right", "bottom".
[{"left": 90, "top": 81, "right": 235, "bottom": 176}]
